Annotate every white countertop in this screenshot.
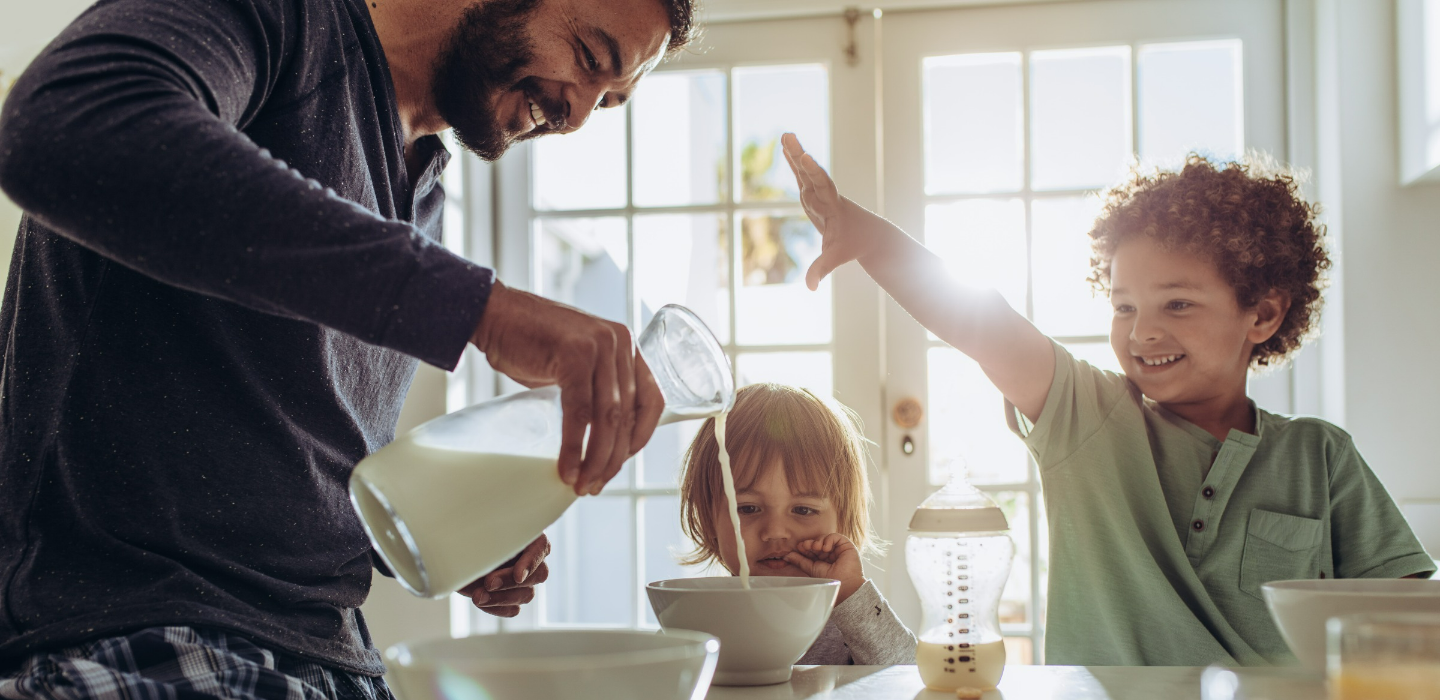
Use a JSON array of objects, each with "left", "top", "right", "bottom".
[{"left": 705, "top": 665, "right": 1325, "bottom": 699}]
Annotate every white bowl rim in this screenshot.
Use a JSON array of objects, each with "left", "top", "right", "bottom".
[
  {"left": 1262, "top": 579, "right": 1440, "bottom": 595},
  {"left": 386, "top": 628, "right": 719, "bottom": 674},
  {"left": 646, "top": 576, "right": 841, "bottom": 591}
]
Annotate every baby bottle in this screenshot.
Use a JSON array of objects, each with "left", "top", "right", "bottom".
[
  {"left": 906, "top": 474, "right": 1014, "bottom": 692},
  {"left": 350, "top": 304, "right": 734, "bottom": 598}
]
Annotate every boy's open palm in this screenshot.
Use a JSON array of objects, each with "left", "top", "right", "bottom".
[
  {"left": 781, "top": 133, "right": 886, "bottom": 291},
  {"left": 783, "top": 532, "right": 865, "bottom": 603}
]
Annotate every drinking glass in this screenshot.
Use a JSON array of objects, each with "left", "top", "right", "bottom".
[{"left": 1327, "top": 613, "right": 1440, "bottom": 700}]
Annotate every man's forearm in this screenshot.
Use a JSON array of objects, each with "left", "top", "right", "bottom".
[{"left": 855, "top": 215, "right": 1018, "bottom": 357}]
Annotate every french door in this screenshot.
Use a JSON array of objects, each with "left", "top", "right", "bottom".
[
  {"left": 878, "top": 0, "right": 1288, "bottom": 663},
  {"left": 475, "top": 12, "right": 886, "bottom": 633},
  {"left": 463, "top": 0, "right": 1292, "bottom": 667}
]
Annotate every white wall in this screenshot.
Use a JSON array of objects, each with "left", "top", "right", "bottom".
[
  {"left": 1317, "top": 0, "right": 1440, "bottom": 553},
  {"left": 0, "top": 195, "right": 17, "bottom": 278},
  {"left": 366, "top": 364, "right": 453, "bottom": 654}
]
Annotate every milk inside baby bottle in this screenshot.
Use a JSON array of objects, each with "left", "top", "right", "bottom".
[
  {"left": 350, "top": 304, "right": 734, "bottom": 598},
  {"left": 907, "top": 474, "right": 1014, "bottom": 692}
]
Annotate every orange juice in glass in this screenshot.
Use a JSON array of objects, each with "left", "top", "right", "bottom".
[{"left": 1328, "top": 613, "right": 1440, "bottom": 700}]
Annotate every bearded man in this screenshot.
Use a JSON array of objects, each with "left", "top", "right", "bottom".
[{"left": 0, "top": 0, "right": 694, "bottom": 697}]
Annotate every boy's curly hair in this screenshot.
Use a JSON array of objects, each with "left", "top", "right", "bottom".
[{"left": 1087, "top": 154, "right": 1332, "bottom": 368}]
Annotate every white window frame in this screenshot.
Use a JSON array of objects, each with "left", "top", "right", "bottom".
[
  {"left": 442, "top": 0, "right": 1340, "bottom": 650},
  {"left": 467, "top": 13, "right": 883, "bottom": 631}
]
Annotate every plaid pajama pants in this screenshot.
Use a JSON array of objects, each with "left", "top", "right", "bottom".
[{"left": 0, "top": 627, "right": 394, "bottom": 700}]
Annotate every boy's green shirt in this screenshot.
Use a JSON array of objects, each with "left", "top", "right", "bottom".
[{"left": 1008, "top": 342, "right": 1434, "bottom": 666}]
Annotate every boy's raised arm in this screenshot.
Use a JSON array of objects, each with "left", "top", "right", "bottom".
[{"left": 782, "top": 134, "right": 1055, "bottom": 421}]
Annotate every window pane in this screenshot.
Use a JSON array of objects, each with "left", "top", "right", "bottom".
[
  {"left": 924, "top": 199, "right": 1027, "bottom": 318},
  {"left": 1138, "top": 40, "right": 1243, "bottom": 169},
  {"left": 992, "top": 491, "right": 1032, "bottom": 628},
  {"left": 736, "top": 352, "right": 833, "bottom": 398},
  {"left": 532, "top": 107, "right": 627, "bottom": 211},
  {"left": 440, "top": 133, "right": 466, "bottom": 255},
  {"left": 927, "top": 347, "right": 1029, "bottom": 486},
  {"left": 736, "top": 213, "right": 832, "bottom": 345},
  {"left": 641, "top": 420, "right": 700, "bottom": 489},
  {"left": 1031, "top": 197, "right": 1110, "bottom": 337},
  {"left": 734, "top": 65, "right": 829, "bottom": 203},
  {"left": 1065, "top": 341, "right": 1123, "bottom": 375},
  {"left": 1030, "top": 47, "right": 1132, "bottom": 191},
  {"left": 634, "top": 214, "right": 729, "bottom": 344},
  {"left": 923, "top": 53, "right": 1024, "bottom": 194},
  {"left": 534, "top": 217, "right": 628, "bottom": 325},
  {"left": 633, "top": 70, "right": 727, "bottom": 207},
  {"left": 544, "top": 496, "right": 633, "bottom": 625},
  {"left": 1004, "top": 636, "right": 1035, "bottom": 666},
  {"left": 642, "top": 495, "right": 709, "bottom": 626},
  {"left": 1036, "top": 490, "right": 1049, "bottom": 632}
]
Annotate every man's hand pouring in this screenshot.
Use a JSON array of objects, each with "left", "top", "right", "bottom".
[{"left": 471, "top": 281, "right": 664, "bottom": 496}]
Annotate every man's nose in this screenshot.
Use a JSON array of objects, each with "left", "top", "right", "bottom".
[{"left": 558, "top": 85, "right": 607, "bottom": 133}]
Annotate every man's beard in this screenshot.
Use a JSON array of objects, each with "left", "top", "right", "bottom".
[{"left": 432, "top": 0, "right": 545, "bottom": 161}]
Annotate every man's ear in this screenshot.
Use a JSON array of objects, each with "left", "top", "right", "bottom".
[{"left": 1248, "top": 289, "right": 1291, "bottom": 344}]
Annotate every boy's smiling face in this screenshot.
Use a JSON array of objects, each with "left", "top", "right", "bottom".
[
  {"left": 1108, "top": 236, "right": 1287, "bottom": 410},
  {"left": 711, "top": 457, "right": 840, "bottom": 578}
]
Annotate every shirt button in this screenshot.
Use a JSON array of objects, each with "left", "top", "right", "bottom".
[
  {"left": 1202, "top": 486, "right": 1216, "bottom": 499},
  {"left": 1192, "top": 519, "right": 1205, "bottom": 531}
]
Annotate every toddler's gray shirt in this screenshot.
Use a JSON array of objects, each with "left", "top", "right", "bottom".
[{"left": 798, "top": 580, "right": 918, "bottom": 665}]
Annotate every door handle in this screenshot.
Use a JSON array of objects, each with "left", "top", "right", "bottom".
[{"left": 892, "top": 397, "right": 922, "bottom": 456}]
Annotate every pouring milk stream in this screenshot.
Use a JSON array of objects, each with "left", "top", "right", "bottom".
[
  {"left": 714, "top": 412, "right": 750, "bottom": 588},
  {"left": 351, "top": 304, "right": 738, "bottom": 598}
]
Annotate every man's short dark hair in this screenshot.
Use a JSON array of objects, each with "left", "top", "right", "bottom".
[{"left": 659, "top": 0, "right": 700, "bottom": 54}]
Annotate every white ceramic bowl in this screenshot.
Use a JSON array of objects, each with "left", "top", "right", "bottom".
[
  {"left": 1262, "top": 578, "right": 1440, "bottom": 672},
  {"left": 647, "top": 576, "right": 839, "bottom": 686},
  {"left": 384, "top": 629, "right": 719, "bottom": 700}
]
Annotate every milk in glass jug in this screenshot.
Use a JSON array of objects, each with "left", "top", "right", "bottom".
[{"left": 351, "top": 304, "right": 734, "bottom": 598}]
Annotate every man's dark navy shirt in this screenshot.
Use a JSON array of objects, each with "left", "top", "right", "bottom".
[{"left": 0, "top": 0, "right": 493, "bottom": 675}]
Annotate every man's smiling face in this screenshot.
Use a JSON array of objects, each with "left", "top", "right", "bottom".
[{"left": 431, "top": 0, "right": 672, "bottom": 160}]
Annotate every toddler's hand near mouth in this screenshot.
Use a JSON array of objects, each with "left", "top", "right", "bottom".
[{"left": 783, "top": 533, "right": 865, "bottom": 604}]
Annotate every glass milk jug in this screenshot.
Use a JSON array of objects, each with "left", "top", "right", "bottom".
[
  {"left": 907, "top": 475, "right": 1014, "bottom": 692},
  {"left": 351, "top": 305, "right": 734, "bottom": 598}
]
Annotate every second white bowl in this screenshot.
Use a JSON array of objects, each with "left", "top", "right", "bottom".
[
  {"left": 385, "top": 628, "right": 719, "bottom": 700},
  {"left": 1262, "top": 578, "right": 1440, "bottom": 672},
  {"left": 647, "top": 576, "right": 839, "bottom": 686}
]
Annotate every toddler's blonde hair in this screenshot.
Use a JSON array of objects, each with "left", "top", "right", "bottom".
[{"left": 678, "top": 383, "right": 880, "bottom": 569}]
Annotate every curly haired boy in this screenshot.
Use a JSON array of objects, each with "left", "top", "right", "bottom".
[{"left": 780, "top": 138, "right": 1434, "bottom": 667}]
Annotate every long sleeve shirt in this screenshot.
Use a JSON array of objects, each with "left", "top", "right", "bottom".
[
  {"left": 797, "top": 580, "right": 918, "bottom": 665},
  {"left": 0, "top": 0, "right": 492, "bottom": 675}
]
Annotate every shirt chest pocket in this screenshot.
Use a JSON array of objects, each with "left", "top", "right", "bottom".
[{"left": 1239, "top": 509, "right": 1325, "bottom": 599}]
